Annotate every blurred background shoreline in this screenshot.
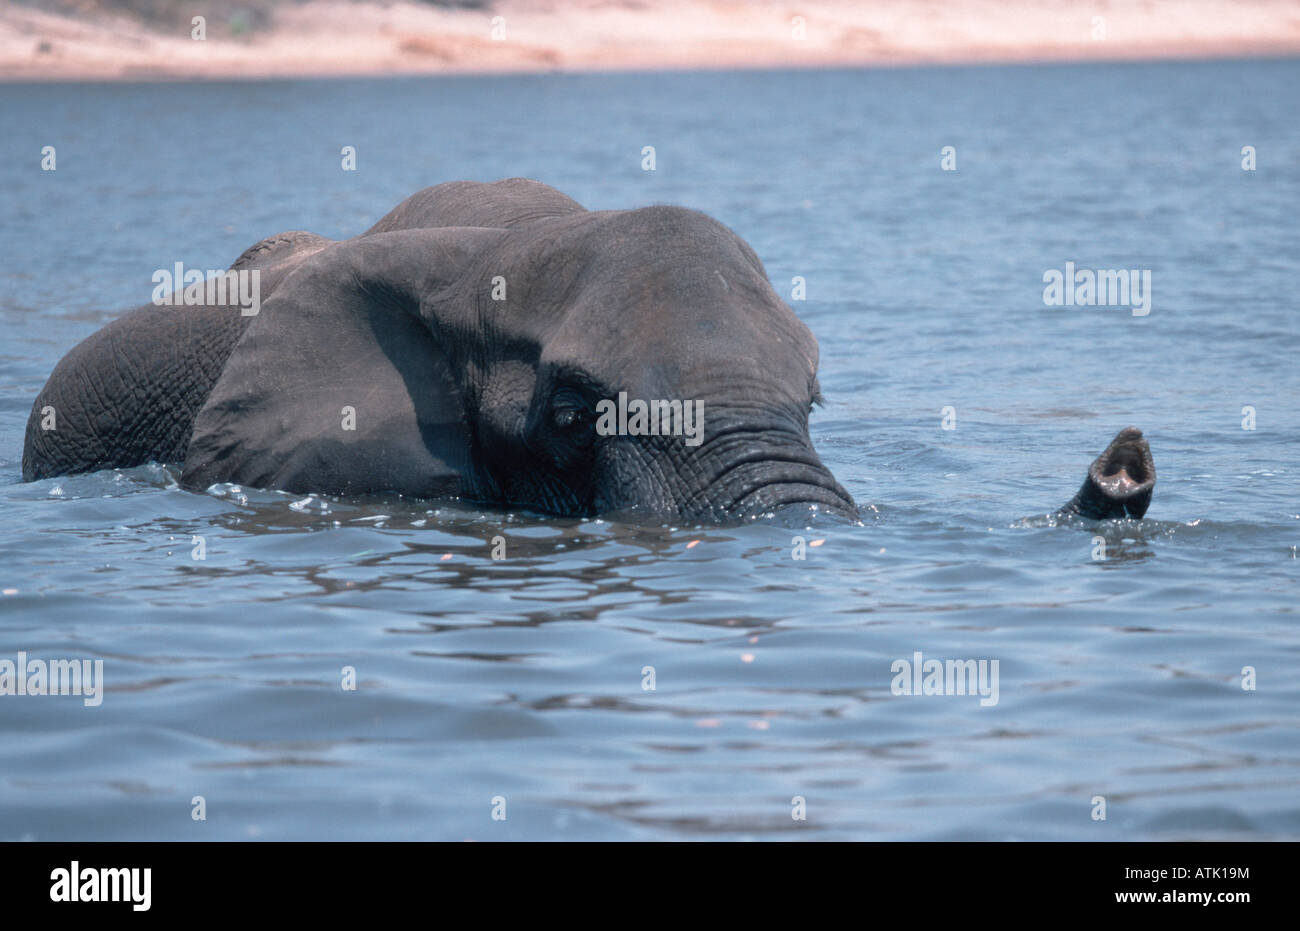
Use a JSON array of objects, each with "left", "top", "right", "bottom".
[{"left": 4, "top": 0, "right": 1300, "bottom": 82}]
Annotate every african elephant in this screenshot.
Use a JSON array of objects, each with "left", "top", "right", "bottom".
[
  {"left": 21, "top": 179, "right": 1154, "bottom": 524},
  {"left": 23, "top": 179, "right": 858, "bottom": 521}
]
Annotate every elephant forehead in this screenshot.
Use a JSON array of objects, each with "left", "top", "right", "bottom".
[
  {"left": 541, "top": 324, "right": 816, "bottom": 403},
  {"left": 551, "top": 283, "right": 819, "bottom": 376},
  {"left": 492, "top": 206, "right": 820, "bottom": 388},
  {"left": 546, "top": 246, "right": 803, "bottom": 325},
  {"left": 507, "top": 205, "right": 767, "bottom": 301}
]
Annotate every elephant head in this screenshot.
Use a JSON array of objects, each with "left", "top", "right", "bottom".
[{"left": 164, "top": 180, "right": 858, "bottom": 522}]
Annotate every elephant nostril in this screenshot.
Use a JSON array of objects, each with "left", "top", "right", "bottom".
[
  {"left": 1060, "top": 427, "right": 1158, "bottom": 520},
  {"left": 1094, "top": 441, "right": 1153, "bottom": 494}
]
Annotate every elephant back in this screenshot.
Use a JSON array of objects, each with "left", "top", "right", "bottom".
[{"left": 363, "top": 178, "right": 586, "bottom": 234}]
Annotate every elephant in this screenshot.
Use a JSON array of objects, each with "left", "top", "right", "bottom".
[
  {"left": 23, "top": 179, "right": 857, "bottom": 522},
  {"left": 21, "top": 178, "right": 1155, "bottom": 524}
]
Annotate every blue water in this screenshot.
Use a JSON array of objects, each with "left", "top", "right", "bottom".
[{"left": 1, "top": 61, "right": 1297, "bottom": 840}]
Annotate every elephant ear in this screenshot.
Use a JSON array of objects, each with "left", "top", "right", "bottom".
[{"left": 181, "top": 227, "right": 504, "bottom": 497}]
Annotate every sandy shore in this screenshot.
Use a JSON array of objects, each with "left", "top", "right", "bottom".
[{"left": 3, "top": 0, "right": 1300, "bottom": 81}]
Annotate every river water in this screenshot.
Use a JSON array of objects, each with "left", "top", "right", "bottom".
[{"left": 1, "top": 60, "right": 1297, "bottom": 839}]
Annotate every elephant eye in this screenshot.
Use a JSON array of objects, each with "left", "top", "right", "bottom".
[
  {"left": 552, "top": 406, "right": 592, "bottom": 431},
  {"left": 547, "top": 379, "right": 600, "bottom": 441}
]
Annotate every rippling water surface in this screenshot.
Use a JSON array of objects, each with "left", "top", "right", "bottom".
[{"left": 1, "top": 61, "right": 1298, "bottom": 840}]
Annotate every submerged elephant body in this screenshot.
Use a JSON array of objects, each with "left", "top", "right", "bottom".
[
  {"left": 23, "top": 180, "right": 857, "bottom": 522},
  {"left": 22, "top": 179, "right": 1158, "bottom": 524}
]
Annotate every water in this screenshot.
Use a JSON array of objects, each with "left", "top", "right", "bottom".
[{"left": 1, "top": 61, "right": 1297, "bottom": 840}]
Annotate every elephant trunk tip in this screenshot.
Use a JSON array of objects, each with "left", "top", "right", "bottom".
[{"left": 1063, "top": 425, "right": 1156, "bottom": 520}]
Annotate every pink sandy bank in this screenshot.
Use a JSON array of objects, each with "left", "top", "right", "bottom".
[{"left": 2, "top": 0, "right": 1299, "bottom": 81}]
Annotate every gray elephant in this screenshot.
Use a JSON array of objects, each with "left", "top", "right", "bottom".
[{"left": 21, "top": 179, "right": 1154, "bottom": 523}]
